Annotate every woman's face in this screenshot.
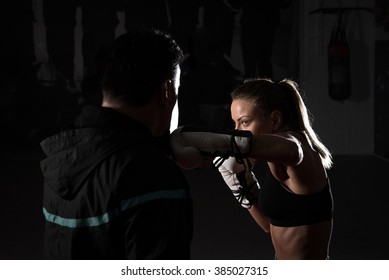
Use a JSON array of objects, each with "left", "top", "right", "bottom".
[{"left": 231, "top": 98, "right": 273, "bottom": 135}]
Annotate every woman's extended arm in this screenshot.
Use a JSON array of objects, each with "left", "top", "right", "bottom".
[{"left": 249, "top": 133, "right": 303, "bottom": 166}]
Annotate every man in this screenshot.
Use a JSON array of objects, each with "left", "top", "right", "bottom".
[{"left": 40, "top": 29, "right": 192, "bottom": 259}]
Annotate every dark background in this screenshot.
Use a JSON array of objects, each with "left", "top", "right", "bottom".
[{"left": 0, "top": 0, "right": 388, "bottom": 259}]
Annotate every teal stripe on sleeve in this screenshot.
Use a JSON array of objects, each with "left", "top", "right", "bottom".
[
  {"left": 43, "top": 189, "right": 190, "bottom": 228},
  {"left": 120, "top": 189, "right": 190, "bottom": 211},
  {"left": 42, "top": 207, "right": 120, "bottom": 228}
]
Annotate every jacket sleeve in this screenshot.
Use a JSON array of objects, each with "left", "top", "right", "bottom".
[
  {"left": 120, "top": 197, "right": 192, "bottom": 259},
  {"left": 117, "top": 151, "right": 193, "bottom": 259}
]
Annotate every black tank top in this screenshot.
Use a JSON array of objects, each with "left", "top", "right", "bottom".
[{"left": 258, "top": 164, "right": 333, "bottom": 227}]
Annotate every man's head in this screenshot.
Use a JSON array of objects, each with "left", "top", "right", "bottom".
[
  {"left": 101, "top": 28, "right": 183, "bottom": 136},
  {"left": 102, "top": 28, "right": 183, "bottom": 106}
]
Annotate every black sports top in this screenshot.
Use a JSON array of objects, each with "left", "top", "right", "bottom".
[{"left": 258, "top": 164, "right": 333, "bottom": 227}]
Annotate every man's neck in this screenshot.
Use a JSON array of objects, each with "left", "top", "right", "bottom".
[{"left": 101, "top": 100, "right": 160, "bottom": 136}]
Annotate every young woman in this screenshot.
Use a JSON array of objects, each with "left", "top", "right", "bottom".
[
  {"left": 228, "top": 78, "right": 333, "bottom": 259},
  {"left": 171, "top": 77, "right": 333, "bottom": 259}
]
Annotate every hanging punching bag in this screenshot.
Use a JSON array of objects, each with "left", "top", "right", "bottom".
[{"left": 327, "top": 15, "right": 351, "bottom": 101}]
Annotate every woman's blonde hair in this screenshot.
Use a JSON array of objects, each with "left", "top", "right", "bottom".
[{"left": 231, "top": 78, "right": 333, "bottom": 169}]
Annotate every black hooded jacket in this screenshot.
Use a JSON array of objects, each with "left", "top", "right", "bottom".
[{"left": 40, "top": 106, "right": 193, "bottom": 259}]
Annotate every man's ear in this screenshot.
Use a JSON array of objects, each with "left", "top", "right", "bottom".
[
  {"left": 160, "top": 79, "right": 175, "bottom": 106},
  {"left": 270, "top": 110, "right": 282, "bottom": 131}
]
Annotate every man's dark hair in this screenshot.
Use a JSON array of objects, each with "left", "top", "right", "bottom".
[{"left": 101, "top": 28, "right": 183, "bottom": 106}]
